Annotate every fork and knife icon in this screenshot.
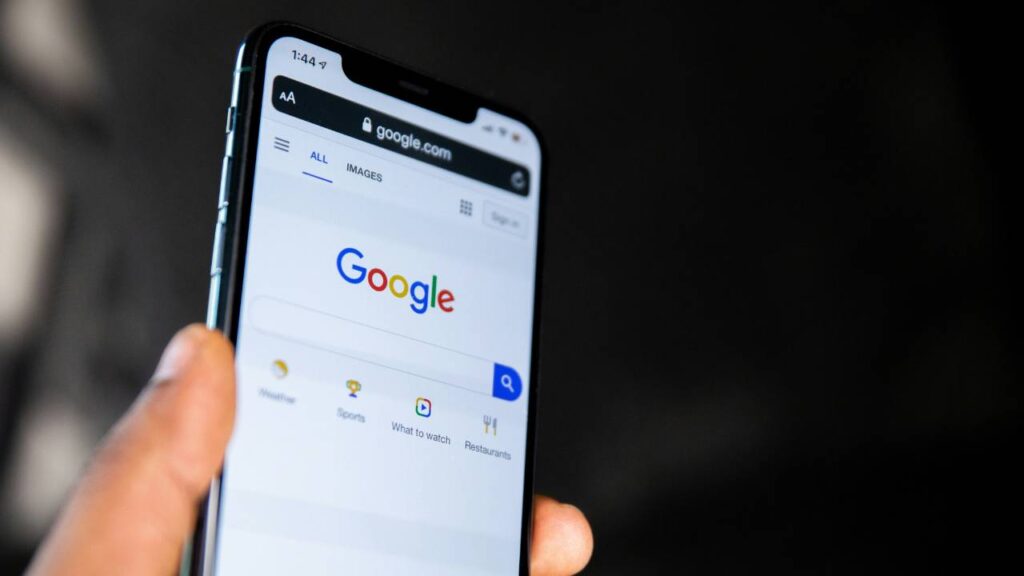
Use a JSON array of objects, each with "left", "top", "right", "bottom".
[{"left": 483, "top": 415, "right": 498, "bottom": 436}]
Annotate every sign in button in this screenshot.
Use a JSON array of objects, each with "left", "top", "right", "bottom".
[{"left": 484, "top": 202, "right": 527, "bottom": 238}]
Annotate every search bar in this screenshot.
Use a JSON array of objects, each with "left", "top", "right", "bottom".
[{"left": 248, "top": 297, "right": 523, "bottom": 401}]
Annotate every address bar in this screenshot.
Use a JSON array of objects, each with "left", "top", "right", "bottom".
[{"left": 248, "top": 297, "right": 522, "bottom": 401}]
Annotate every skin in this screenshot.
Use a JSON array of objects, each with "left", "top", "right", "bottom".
[{"left": 27, "top": 325, "right": 593, "bottom": 575}]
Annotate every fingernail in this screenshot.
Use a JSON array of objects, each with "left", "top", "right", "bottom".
[{"left": 152, "top": 326, "right": 208, "bottom": 383}]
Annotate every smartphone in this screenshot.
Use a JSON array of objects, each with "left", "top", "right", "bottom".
[{"left": 190, "top": 23, "right": 545, "bottom": 575}]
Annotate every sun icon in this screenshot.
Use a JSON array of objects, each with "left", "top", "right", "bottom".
[{"left": 271, "top": 359, "right": 289, "bottom": 379}]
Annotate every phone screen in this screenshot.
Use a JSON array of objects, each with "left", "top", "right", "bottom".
[{"left": 210, "top": 35, "right": 543, "bottom": 575}]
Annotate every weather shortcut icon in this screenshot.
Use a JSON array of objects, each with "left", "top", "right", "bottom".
[
  {"left": 270, "top": 359, "right": 289, "bottom": 380},
  {"left": 346, "top": 379, "right": 362, "bottom": 398}
]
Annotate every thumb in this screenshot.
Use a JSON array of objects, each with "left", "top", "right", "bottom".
[{"left": 28, "top": 324, "right": 236, "bottom": 576}]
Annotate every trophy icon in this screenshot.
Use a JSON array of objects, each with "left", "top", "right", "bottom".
[{"left": 346, "top": 379, "right": 361, "bottom": 398}]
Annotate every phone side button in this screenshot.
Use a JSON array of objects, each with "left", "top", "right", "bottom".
[
  {"left": 224, "top": 106, "right": 236, "bottom": 134},
  {"left": 210, "top": 222, "right": 225, "bottom": 277},
  {"left": 217, "top": 156, "right": 231, "bottom": 208},
  {"left": 206, "top": 272, "right": 222, "bottom": 327}
]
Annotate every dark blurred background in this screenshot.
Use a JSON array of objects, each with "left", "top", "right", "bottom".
[{"left": 0, "top": 0, "right": 1018, "bottom": 573}]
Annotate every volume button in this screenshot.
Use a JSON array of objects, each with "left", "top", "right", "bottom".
[
  {"left": 224, "top": 106, "right": 236, "bottom": 133},
  {"left": 224, "top": 106, "right": 236, "bottom": 158},
  {"left": 224, "top": 129, "right": 235, "bottom": 158},
  {"left": 217, "top": 156, "right": 232, "bottom": 208},
  {"left": 210, "top": 221, "right": 225, "bottom": 277}
]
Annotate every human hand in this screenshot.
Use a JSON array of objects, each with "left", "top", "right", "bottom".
[{"left": 27, "top": 325, "right": 593, "bottom": 575}]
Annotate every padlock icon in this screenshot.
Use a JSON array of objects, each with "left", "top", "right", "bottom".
[{"left": 362, "top": 117, "right": 372, "bottom": 133}]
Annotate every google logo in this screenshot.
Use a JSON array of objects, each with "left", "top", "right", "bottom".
[{"left": 336, "top": 247, "right": 455, "bottom": 314}]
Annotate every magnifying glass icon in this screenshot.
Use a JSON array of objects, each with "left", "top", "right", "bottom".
[{"left": 492, "top": 364, "right": 522, "bottom": 401}]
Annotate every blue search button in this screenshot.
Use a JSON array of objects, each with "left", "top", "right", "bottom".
[{"left": 492, "top": 363, "right": 523, "bottom": 401}]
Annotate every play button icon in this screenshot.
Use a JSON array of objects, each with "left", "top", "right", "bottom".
[{"left": 415, "top": 397, "right": 432, "bottom": 418}]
